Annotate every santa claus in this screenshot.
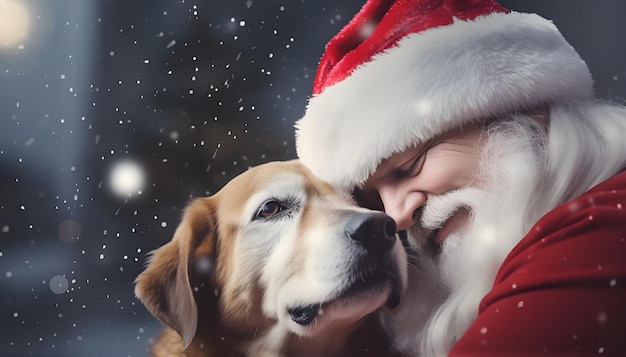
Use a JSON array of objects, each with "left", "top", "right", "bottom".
[{"left": 295, "top": 0, "right": 626, "bottom": 355}]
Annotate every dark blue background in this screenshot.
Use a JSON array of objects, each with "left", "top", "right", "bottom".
[{"left": 1, "top": 1, "right": 625, "bottom": 356}]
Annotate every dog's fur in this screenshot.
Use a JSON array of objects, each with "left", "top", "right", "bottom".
[{"left": 135, "top": 160, "right": 408, "bottom": 356}]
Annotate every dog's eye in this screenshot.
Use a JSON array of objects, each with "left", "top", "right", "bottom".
[{"left": 255, "top": 200, "right": 284, "bottom": 219}]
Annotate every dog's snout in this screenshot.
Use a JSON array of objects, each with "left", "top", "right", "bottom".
[{"left": 345, "top": 212, "right": 397, "bottom": 251}]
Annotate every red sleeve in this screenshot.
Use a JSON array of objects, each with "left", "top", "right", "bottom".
[{"left": 449, "top": 172, "right": 626, "bottom": 356}]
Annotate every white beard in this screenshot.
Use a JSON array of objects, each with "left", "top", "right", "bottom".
[{"left": 385, "top": 117, "right": 550, "bottom": 356}]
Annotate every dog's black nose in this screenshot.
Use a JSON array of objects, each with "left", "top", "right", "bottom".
[
  {"left": 288, "top": 304, "right": 321, "bottom": 326},
  {"left": 345, "top": 212, "right": 397, "bottom": 252}
]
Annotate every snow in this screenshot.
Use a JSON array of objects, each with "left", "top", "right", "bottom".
[{"left": 0, "top": 1, "right": 624, "bottom": 356}]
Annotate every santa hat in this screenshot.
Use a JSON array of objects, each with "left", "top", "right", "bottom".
[{"left": 295, "top": 0, "right": 593, "bottom": 192}]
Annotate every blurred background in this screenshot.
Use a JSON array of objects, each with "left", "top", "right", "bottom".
[{"left": 1, "top": 1, "right": 625, "bottom": 356}]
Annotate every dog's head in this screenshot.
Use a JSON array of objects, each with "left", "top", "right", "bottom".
[{"left": 135, "top": 160, "right": 407, "bottom": 349}]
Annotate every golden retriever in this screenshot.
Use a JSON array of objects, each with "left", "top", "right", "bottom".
[{"left": 135, "top": 160, "right": 408, "bottom": 356}]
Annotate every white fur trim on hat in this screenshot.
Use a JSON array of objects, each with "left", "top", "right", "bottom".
[{"left": 295, "top": 11, "right": 593, "bottom": 192}]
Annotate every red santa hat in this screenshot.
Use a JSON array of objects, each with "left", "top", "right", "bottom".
[{"left": 295, "top": 0, "right": 593, "bottom": 192}]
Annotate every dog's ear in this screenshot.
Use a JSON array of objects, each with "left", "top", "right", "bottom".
[{"left": 135, "top": 198, "right": 217, "bottom": 348}]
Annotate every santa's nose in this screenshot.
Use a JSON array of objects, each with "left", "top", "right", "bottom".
[
  {"left": 383, "top": 206, "right": 415, "bottom": 231},
  {"left": 378, "top": 188, "right": 425, "bottom": 231}
]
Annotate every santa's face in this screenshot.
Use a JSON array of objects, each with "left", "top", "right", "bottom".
[
  {"left": 358, "top": 123, "right": 484, "bottom": 245},
  {"left": 358, "top": 117, "right": 545, "bottom": 293}
]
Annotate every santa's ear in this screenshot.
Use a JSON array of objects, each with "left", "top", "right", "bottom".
[{"left": 135, "top": 198, "right": 217, "bottom": 347}]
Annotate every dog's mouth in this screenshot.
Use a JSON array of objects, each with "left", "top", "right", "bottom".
[{"left": 287, "top": 260, "right": 403, "bottom": 326}]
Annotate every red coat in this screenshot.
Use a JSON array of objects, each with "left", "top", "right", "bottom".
[{"left": 449, "top": 171, "right": 626, "bottom": 356}]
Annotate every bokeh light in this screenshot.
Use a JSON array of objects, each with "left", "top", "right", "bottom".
[
  {"left": 49, "top": 275, "right": 69, "bottom": 295},
  {"left": 107, "top": 159, "right": 147, "bottom": 198},
  {"left": 58, "top": 219, "right": 81, "bottom": 243},
  {"left": 0, "top": 0, "right": 30, "bottom": 48}
]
